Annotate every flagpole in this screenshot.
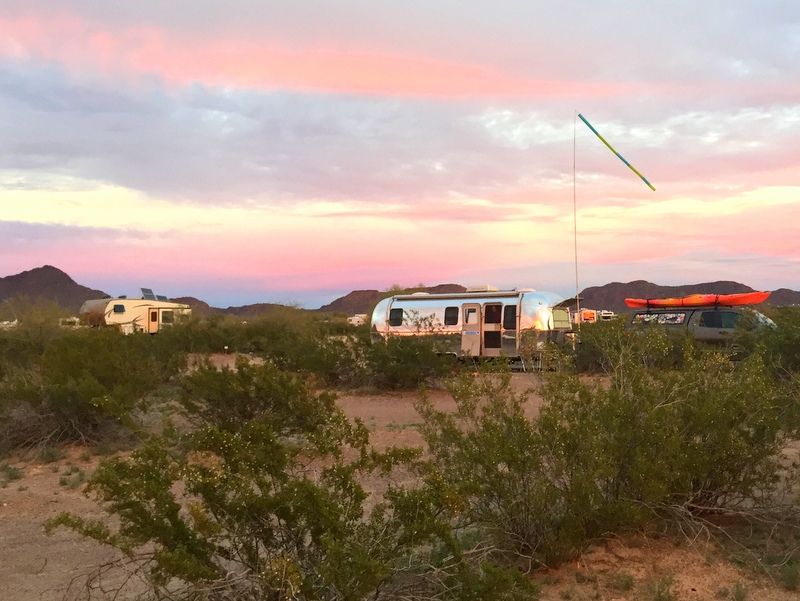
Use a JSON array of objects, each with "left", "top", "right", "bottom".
[{"left": 573, "top": 111, "right": 581, "bottom": 330}]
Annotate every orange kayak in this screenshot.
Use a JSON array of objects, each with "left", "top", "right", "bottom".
[{"left": 625, "top": 291, "right": 770, "bottom": 309}]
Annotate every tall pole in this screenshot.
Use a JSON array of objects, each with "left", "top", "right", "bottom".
[{"left": 573, "top": 111, "right": 581, "bottom": 330}]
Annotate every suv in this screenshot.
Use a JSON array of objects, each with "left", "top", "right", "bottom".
[{"left": 624, "top": 306, "right": 774, "bottom": 347}]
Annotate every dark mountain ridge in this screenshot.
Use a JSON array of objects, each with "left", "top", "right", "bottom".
[
  {"left": 2, "top": 266, "right": 798, "bottom": 318},
  {"left": 0, "top": 265, "right": 108, "bottom": 315}
]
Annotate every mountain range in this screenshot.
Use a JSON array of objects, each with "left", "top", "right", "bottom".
[{"left": 1, "top": 265, "right": 799, "bottom": 318}]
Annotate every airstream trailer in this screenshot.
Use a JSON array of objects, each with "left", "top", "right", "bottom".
[{"left": 370, "top": 287, "right": 572, "bottom": 364}]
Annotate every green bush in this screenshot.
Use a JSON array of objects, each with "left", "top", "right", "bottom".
[
  {"left": 573, "top": 319, "right": 690, "bottom": 374},
  {"left": 366, "top": 335, "right": 457, "bottom": 390},
  {"left": 48, "top": 363, "right": 537, "bottom": 601},
  {"left": 415, "top": 346, "right": 791, "bottom": 565},
  {"left": 179, "top": 357, "right": 339, "bottom": 432},
  {"left": 757, "top": 306, "right": 800, "bottom": 374},
  {"left": 0, "top": 328, "right": 185, "bottom": 450}
]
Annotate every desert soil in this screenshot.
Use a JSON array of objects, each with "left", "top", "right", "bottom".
[{"left": 0, "top": 355, "right": 796, "bottom": 601}]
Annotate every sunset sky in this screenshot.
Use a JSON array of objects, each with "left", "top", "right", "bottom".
[{"left": 2, "top": 2, "right": 799, "bottom": 308}]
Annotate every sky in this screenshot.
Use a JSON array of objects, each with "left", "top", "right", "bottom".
[{"left": 1, "top": 1, "right": 799, "bottom": 309}]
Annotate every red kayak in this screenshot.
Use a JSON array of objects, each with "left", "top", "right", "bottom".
[{"left": 625, "top": 291, "right": 770, "bottom": 309}]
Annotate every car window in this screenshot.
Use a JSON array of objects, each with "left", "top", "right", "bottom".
[
  {"left": 631, "top": 312, "right": 686, "bottom": 325},
  {"left": 698, "top": 311, "right": 741, "bottom": 329}
]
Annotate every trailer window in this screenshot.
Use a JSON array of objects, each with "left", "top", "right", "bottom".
[
  {"left": 150, "top": 311, "right": 158, "bottom": 323},
  {"left": 484, "top": 304, "right": 502, "bottom": 324},
  {"left": 464, "top": 307, "right": 478, "bottom": 325},
  {"left": 553, "top": 309, "right": 571, "bottom": 329},
  {"left": 484, "top": 331, "right": 501, "bottom": 348},
  {"left": 503, "top": 305, "right": 517, "bottom": 330},
  {"left": 444, "top": 306, "right": 459, "bottom": 326},
  {"left": 389, "top": 308, "right": 404, "bottom": 327},
  {"left": 161, "top": 311, "right": 174, "bottom": 324},
  {"left": 113, "top": 304, "right": 125, "bottom": 313}
]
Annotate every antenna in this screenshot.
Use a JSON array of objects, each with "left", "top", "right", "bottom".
[{"left": 573, "top": 111, "right": 581, "bottom": 331}]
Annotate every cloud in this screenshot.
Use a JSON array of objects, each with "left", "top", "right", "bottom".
[
  {"left": 1, "top": 3, "right": 799, "bottom": 307},
  {"left": 0, "top": 220, "right": 148, "bottom": 242}
]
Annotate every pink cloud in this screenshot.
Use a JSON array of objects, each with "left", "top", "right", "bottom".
[{"left": 0, "top": 13, "right": 635, "bottom": 98}]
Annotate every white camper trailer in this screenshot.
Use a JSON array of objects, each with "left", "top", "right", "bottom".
[
  {"left": 370, "top": 287, "right": 572, "bottom": 364},
  {"left": 79, "top": 290, "right": 191, "bottom": 334}
]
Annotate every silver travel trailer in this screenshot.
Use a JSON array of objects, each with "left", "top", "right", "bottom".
[
  {"left": 370, "top": 287, "right": 572, "bottom": 363},
  {"left": 79, "top": 291, "right": 191, "bottom": 335}
]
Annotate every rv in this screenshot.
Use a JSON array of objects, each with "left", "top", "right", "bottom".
[
  {"left": 572, "top": 308, "right": 616, "bottom": 324},
  {"left": 347, "top": 314, "right": 368, "bottom": 326},
  {"left": 79, "top": 296, "right": 191, "bottom": 334},
  {"left": 370, "top": 287, "right": 572, "bottom": 363}
]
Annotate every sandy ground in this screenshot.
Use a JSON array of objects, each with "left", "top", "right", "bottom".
[{"left": 0, "top": 357, "right": 797, "bottom": 601}]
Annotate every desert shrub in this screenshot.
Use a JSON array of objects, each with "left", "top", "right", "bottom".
[
  {"left": 366, "top": 334, "right": 457, "bottom": 390},
  {"left": 0, "top": 461, "right": 23, "bottom": 486},
  {"left": 0, "top": 328, "right": 185, "bottom": 450},
  {"left": 757, "top": 306, "right": 800, "bottom": 376},
  {"left": 415, "top": 347, "right": 792, "bottom": 566},
  {"left": 415, "top": 370, "right": 566, "bottom": 564},
  {"left": 48, "top": 364, "right": 537, "bottom": 601},
  {"left": 540, "top": 348, "right": 786, "bottom": 513},
  {"left": 573, "top": 319, "right": 689, "bottom": 374},
  {"left": 179, "top": 357, "right": 339, "bottom": 432},
  {"left": 0, "top": 319, "right": 65, "bottom": 375}
]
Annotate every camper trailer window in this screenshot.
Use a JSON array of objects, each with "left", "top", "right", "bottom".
[
  {"left": 113, "top": 304, "right": 125, "bottom": 313},
  {"left": 484, "top": 304, "right": 502, "bottom": 324},
  {"left": 161, "top": 311, "right": 174, "bottom": 324},
  {"left": 503, "top": 305, "right": 517, "bottom": 330},
  {"left": 465, "top": 307, "right": 478, "bottom": 325},
  {"left": 553, "top": 309, "right": 571, "bottom": 329},
  {"left": 389, "top": 308, "right": 404, "bottom": 327},
  {"left": 444, "top": 306, "right": 459, "bottom": 326}
]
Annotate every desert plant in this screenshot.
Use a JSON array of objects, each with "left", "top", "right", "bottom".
[
  {"left": 59, "top": 465, "right": 87, "bottom": 489},
  {"left": 574, "top": 318, "right": 691, "bottom": 374},
  {"left": 609, "top": 570, "right": 635, "bottom": 591},
  {"left": 48, "top": 363, "right": 537, "bottom": 601},
  {"left": 414, "top": 343, "right": 793, "bottom": 567},
  {"left": 644, "top": 574, "right": 676, "bottom": 601},
  {"left": 0, "top": 327, "right": 185, "bottom": 451},
  {"left": 366, "top": 334, "right": 456, "bottom": 390},
  {"left": 0, "top": 462, "right": 22, "bottom": 487},
  {"left": 178, "top": 357, "right": 339, "bottom": 432}
]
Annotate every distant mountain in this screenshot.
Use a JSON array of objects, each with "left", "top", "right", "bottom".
[
  {"left": 4, "top": 266, "right": 799, "bottom": 319},
  {"left": 170, "top": 297, "right": 218, "bottom": 317},
  {"left": 0, "top": 265, "right": 108, "bottom": 314},
  {"left": 318, "top": 284, "right": 467, "bottom": 315},
  {"left": 172, "top": 297, "right": 310, "bottom": 318},
  {"left": 767, "top": 288, "right": 800, "bottom": 307}
]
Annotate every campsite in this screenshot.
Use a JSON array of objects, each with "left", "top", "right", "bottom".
[{"left": 2, "top": 299, "right": 800, "bottom": 601}]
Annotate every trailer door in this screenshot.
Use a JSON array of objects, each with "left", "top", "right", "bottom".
[
  {"left": 482, "top": 303, "right": 503, "bottom": 357},
  {"left": 461, "top": 303, "right": 481, "bottom": 356},
  {"left": 148, "top": 309, "right": 159, "bottom": 333}
]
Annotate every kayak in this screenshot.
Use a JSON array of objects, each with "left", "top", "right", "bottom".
[{"left": 624, "top": 291, "right": 770, "bottom": 309}]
